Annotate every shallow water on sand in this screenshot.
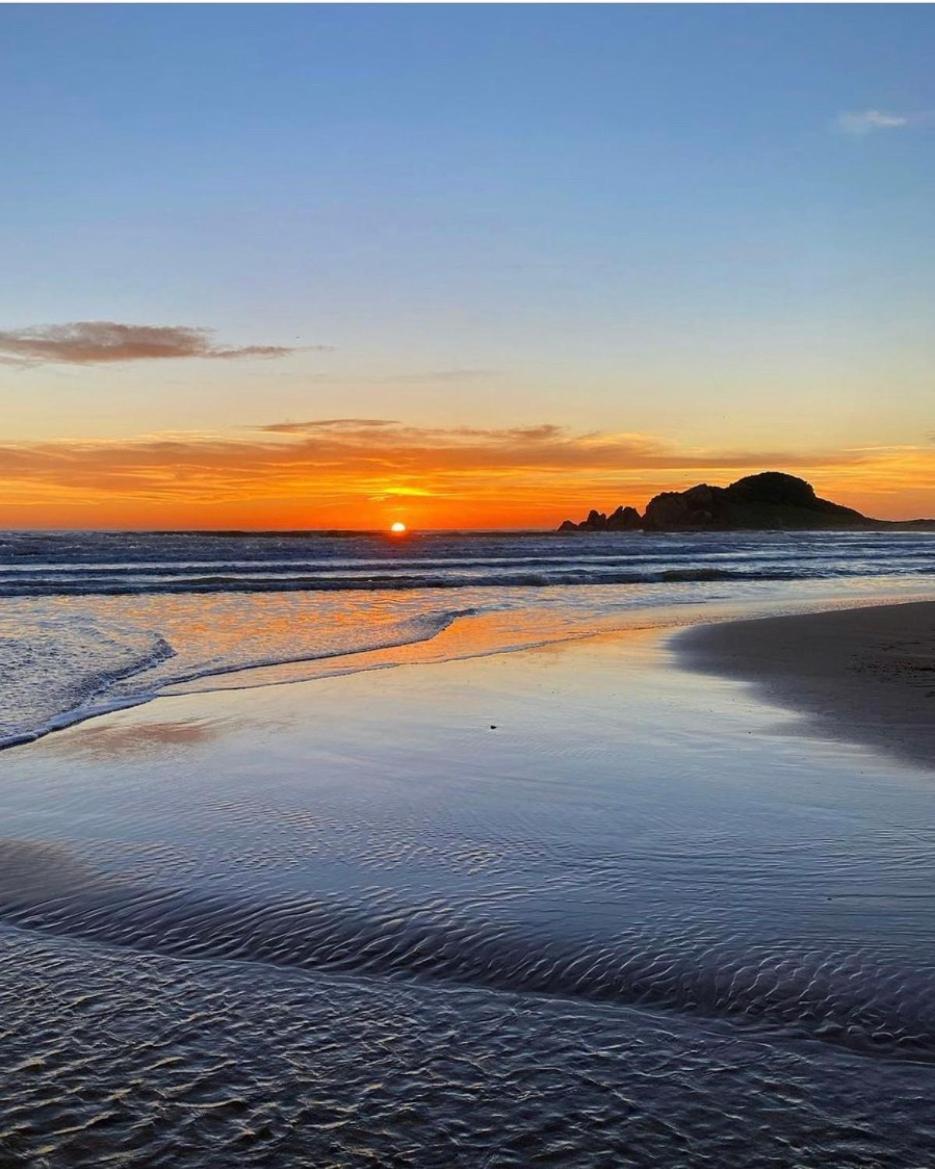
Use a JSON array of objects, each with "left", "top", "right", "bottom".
[
  {"left": 4, "top": 527, "right": 934, "bottom": 748},
  {"left": 1, "top": 632, "right": 934, "bottom": 1165}
]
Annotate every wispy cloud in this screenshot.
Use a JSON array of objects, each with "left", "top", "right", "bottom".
[
  {"left": 0, "top": 321, "right": 320, "bottom": 366},
  {"left": 262, "top": 418, "right": 400, "bottom": 434},
  {"left": 3, "top": 418, "right": 933, "bottom": 526},
  {"left": 833, "top": 108, "right": 932, "bottom": 136},
  {"left": 0, "top": 418, "right": 911, "bottom": 527},
  {"left": 256, "top": 420, "right": 569, "bottom": 442}
]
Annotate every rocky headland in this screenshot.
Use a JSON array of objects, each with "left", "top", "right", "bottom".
[{"left": 558, "top": 472, "right": 935, "bottom": 532}]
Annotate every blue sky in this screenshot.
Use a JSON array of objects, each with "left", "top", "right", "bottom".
[{"left": 1, "top": 4, "right": 934, "bottom": 525}]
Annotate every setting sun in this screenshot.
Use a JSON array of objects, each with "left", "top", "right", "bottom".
[{"left": 390, "top": 521, "right": 407, "bottom": 534}]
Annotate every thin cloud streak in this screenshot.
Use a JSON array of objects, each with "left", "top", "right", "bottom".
[
  {"left": 262, "top": 418, "right": 400, "bottom": 433},
  {"left": 0, "top": 322, "right": 320, "bottom": 366},
  {"left": 834, "top": 108, "right": 934, "bottom": 136}
]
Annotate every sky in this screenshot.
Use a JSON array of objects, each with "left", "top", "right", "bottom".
[{"left": 1, "top": 3, "right": 934, "bottom": 529}]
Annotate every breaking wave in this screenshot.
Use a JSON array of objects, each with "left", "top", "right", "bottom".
[{"left": 2, "top": 527, "right": 934, "bottom": 749}]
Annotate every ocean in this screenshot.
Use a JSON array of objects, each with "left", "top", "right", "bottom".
[{"left": 1, "top": 527, "right": 934, "bottom": 747}]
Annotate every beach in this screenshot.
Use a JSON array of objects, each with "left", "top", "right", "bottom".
[
  {"left": 1, "top": 593, "right": 934, "bottom": 1165},
  {"left": 677, "top": 600, "right": 935, "bottom": 768},
  {"left": 7, "top": 4, "right": 935, "bottom": 1164}
]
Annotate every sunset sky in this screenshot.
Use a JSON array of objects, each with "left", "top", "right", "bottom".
[{"left": 2, "top": 4, "right": 934, "bottom": 529}]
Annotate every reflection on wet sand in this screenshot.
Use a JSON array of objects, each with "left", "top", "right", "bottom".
[
  {"left": 1, "top": 629, "right": 934, "bottom": 1165},
  {"left": 38, "top": 716, "right": 232, "bottom": 761}
]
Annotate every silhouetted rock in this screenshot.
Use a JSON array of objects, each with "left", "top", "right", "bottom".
[
  {"left": 558, "top": 507, "right": 645, "bottom": 535},
  {"left": 644, "top": 485, "right": 718, "bottom": 530},
  {"left": 559, "top": 506, "right": 644, "bottom": 531},
  {"left": 606, "top": 506, "right": 642, "bottom": 531},
  {"left": 727, "top": 472, "right": 817, "bottom": 508},
  {"left": 557, "top": 472, "right": 934, "bottom": 532},
  {"left": 643, "top": 472, "right": 867, "bottom": 531},
  {"left": 581, "top": 510, "right": 608, "bottom": 530}
]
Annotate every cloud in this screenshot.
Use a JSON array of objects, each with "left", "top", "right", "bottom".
[
  {"left": 0, "top": 321, "right": 316, "bottom": 366},
  {"left": 833, "top": 109, "right": 929, "bottom": 136},
  {"left": 0, "top": 419, "right": 880, "bottom": 494},
  {"left": 261, "top": 418, "right": 400, "bottom": 434},
  {"left": 1, "top": 418, "right": 932, "bottom": 525}
]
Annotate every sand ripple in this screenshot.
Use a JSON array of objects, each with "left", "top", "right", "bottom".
[
  {"left": 0, "top": 840, "right": 932, "bottom": 1065},
  {"left": 1, "top": 923, "right": 934, "bottom": 1168},
  {"left": 3, "top": 626, "right": 935, "bottom": 1165}
]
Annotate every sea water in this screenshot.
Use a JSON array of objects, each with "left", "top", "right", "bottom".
[{"left": 2, "top": 527, "right": 934, "bottom": 746}]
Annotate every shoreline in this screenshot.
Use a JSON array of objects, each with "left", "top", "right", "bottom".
[
  {"left": 10, "top": 612, "right": 935, "bottom": 1052},
  {"left": 4, "top": 592, "right": 935, "bottom": 1162},
  {"left": 675, "top": 600, "right": 935, "bottom": 770},
  {"left": 5, "top": 588, "right": 934, "bottom": 759}
]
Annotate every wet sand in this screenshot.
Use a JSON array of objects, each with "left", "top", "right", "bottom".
[
  {"left": 676, "top": 600, "right": 935, "bottom": 769},
  {"left": 2, "top": 622, "right": 935, "bottom": 1164}
]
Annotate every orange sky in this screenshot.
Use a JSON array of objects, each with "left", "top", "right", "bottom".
[
  {"left": 4, "top": 11, "right": 935, "bottom": 532},
  {"left": 1, "top": 419, "right": 932, "bottom": 529}
]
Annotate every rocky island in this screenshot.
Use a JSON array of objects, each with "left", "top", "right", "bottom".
[{"left": 558, "top": 472, "right": 935, "bottom": 532}]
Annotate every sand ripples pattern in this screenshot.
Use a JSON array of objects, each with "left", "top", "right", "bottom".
[
  {"left": 1, "top": 841, "right": 931, "bottom": 1064},
  {"left": 2, "top": 924, "right": 933, "bottom": 1169},
  {"left": 4, "top": 615, "right": 935, "bottom": 1165}
]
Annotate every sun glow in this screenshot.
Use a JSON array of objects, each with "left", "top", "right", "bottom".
[{"left": 390, "top": 521, "right": 407, "bottom": 534}]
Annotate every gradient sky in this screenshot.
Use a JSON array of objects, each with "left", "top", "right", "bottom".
[{"left": 2, "top": 4, "right": 934, "bottom": 528}]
